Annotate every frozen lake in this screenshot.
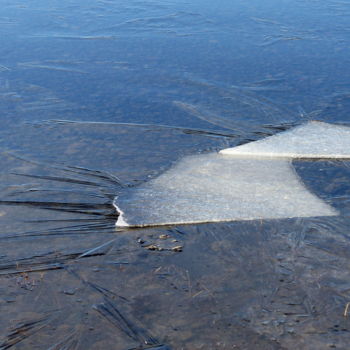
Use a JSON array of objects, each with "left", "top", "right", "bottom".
[{"left": 0, "top": 0, "right": 350, "bottom": 348}]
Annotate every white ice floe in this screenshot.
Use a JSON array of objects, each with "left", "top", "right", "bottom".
[
  {"left": 220, "top": 121, "right": 350, "bottom": 158},
  {"left": 114, "top": 121, "right": 350, "bottom": 228}
]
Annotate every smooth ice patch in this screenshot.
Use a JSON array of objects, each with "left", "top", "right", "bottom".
[
  {"left": 114, "top": 154, "right": 337, "bottom": 227},
  {"left": 220, "top": 121, "right": 350, "bottom": 158},
  {"left": 114, "top": 121, "right": 349, "bottom": 228}
]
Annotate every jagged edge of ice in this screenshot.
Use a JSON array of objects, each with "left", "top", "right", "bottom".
[{"left": 113, "top": 198, "right": 130, "bottom": 227}]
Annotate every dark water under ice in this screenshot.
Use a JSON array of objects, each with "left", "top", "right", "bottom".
[{"left": 1, "top": 0, "right": 350, "bottom": 348}]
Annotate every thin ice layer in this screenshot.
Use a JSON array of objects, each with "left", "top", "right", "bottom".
[
  {"left": 114, "top": 153, "right": 337, "bottom": 227},
  {"left": 220, "top": 121, "right": 350, "bottom": 158}
]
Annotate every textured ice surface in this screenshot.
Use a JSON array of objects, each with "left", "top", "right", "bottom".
[
  {"left": 220, "top": 121, "right": 350, "bottom": 158},
  {"left": 114, "top": 121, "right": 350, "bottom": 227},
  {"left": 114, "top": 154, "right": 338, "bottom": 227}
]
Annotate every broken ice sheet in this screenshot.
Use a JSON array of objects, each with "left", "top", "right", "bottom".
[
  {"left": 220, "top": 121, "right": 350, "bottom": 158},
  {"left": 114, "top": 154, "right": 337, "bottom": 227},
  {"left": 114, "top": 122, "right": 350, "bottom": 227}
]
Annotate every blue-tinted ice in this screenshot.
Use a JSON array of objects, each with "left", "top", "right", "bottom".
[{"left": 114, "top": 122, "right": 349, "bottom": 227}]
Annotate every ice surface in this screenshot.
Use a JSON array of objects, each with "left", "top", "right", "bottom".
[
  {"left": 114, "top": 121, "right": 349, "bottom": 228},
  {"left": 114, "top": 154, "right": 338, "bottom": 227},
  {"left": 220, "top": 121, "right": 350, "bottom": 158}
]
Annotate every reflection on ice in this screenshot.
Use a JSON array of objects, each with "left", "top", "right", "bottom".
[{"left": 114, "top": 122, "right": 350, "bottom": 227}]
